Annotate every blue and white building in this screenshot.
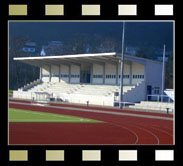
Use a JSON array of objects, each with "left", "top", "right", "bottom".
[{"left": 13, "top": 52, "right": 164, "bottom": 106}]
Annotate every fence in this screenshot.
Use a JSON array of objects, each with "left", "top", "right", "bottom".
[
  {"left": 113, "top": 101, "right": 136, "bottom": 107},
  {"left": 147, "top": 94, "right": 172, "bottom": 102}
]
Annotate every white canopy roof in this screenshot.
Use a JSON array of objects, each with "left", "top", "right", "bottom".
[{"left": 14, "top": 52, "right": 161, "bottom": 67}]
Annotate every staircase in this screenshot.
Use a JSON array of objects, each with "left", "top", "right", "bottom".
[{"left": 129, "top": 101, "right": 174, "bottom": 112}]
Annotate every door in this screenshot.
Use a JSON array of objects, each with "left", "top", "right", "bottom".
[
  {"left": 147, "top": 85, "right": 152, "bottom": 100},
  {"left": 80, "top": 71, "right": 91, "bottom": 83},
  {"left": 80, "top": 65, "right": 91, "bottom": 83},
  {"left": 86, "top": 73, "right": 90, "bottom": 83}
]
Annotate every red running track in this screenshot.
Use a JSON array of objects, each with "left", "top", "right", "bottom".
[{"left": 9, "top": 101, "right": 174, "bottom": 145}]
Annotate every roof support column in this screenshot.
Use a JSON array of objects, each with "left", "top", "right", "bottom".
[
  {"left": 59, "top": 64, "right": 61, "bottom": 82},
  {"left": 91, "top": 63, "right": 93, "bottom": 84},
  {"left": 69, "top": 64, "right": 71, "bottom": 83},
  {"left": 116, "top": 63, "right": 118, "bottom": 85},
  {"left": 49, "top": 65, "right": 51, "bottom": 82},
  {"left": 79, "top": 65, "right": 81, "bottom": 84},
  {"left": 39, "top": 66, "right": 42, "bottom": 81},
  {"left": 130, "top": 62, "right": 132, "bottom": 85},
  {"left": 103, "top": 63, "right": 105, "bottom": 84}
]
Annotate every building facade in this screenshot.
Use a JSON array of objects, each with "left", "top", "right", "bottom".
[{"left": 13, "top": 52, "right": 163, "bottom": 105}]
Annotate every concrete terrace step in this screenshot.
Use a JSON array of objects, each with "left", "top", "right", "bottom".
[{"left": 129, "top": 101, "right": 174, "bottom": 112}]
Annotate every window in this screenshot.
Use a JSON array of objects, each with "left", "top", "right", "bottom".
[
  {"left": 52, "top": 74, "right": 59, "bottom": 77},
  {"left": 105, "top": 75, "right": 116, "bottom": 79},
  {"left": 29, "top": 48, "right": 35, "bottom": 52},
  {"left": 93, "top": 75, "right": 103, "bottom": 78},
  {"left": 71, "top": 74, "right": 79, "bottom": 78},
  {"left": 61, "top": 74, "right": 68, "bottom": 78},
  {"left": 154, "top": 87, "right": 160, "bottom": 94},
  {"left": 133, "top": 75, "right": 144, "bottom": 79},
  {"left": 123, "top": 75, "right": 129, "bottom": 79},
  {"left": 43, "top": 74, "right": 49, "bottom": 77}
]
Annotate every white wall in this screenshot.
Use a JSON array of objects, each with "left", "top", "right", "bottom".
[
  {"left": 105, "top": 64, "right": 116, "bottom": 84},
  {"left": 42, "top": 65, "right": 49, "bottom": 82},
  {"left": 123, "top": 81, "right": 146, "bottom": 102},
  {"left": 59, "top": 93, "right": 114, "bottom": 106},
  {"left": 132, "top": 62, "right": 145, "bottom": 85},
  {"left": 51, "top": 65, "right": 59, "bottom": 82},
  {"left": 145, "top": 61, "right": 163, "bottom": 94},
  {"left": 118, "top": 63, "right": 130, "bottom": 85},
  {"left": 93, "top": 64, "right": 103, "bottom": 84},
  {"left": 70, "top": 65, "right": 80, "bottom": 83},
  {"left": 60, "top": 65, "right": 69, "bottom": 83}
]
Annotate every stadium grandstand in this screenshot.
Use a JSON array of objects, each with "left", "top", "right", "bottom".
[{"left": 12, "top": 52, "right": 171, "bottom": 108}]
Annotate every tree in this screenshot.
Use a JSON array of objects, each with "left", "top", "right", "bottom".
[
  {"left": 97, "top": 36, "right": 119, "bottom": 53},
  {"left": 65, "top": 33, "right": 90, "bottom": 54},
  {"left": 165, "top": 52, "right": 173, "bottom": 89},
  {"left": 9, "top": 35, "right": 39, "bottom": 90}
]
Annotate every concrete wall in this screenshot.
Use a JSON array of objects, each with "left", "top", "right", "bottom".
[
  {"left": 60, "top": 65, "right": 69, "bottom": 83},
  {"left": 13, "top": 91, "right": 36, "bottom": 100},
  {"left": 70, "top": 65, "right": 80, "bottom": 83},
  {"left": 51, "top": 65, "right": 59, "bottom": 82},
  {"left": 132, "top": 62, "right": 145, "bottom": 85},
  {"left": 145, "top": 61, "right": 163, "bottom": 94},
  {"left": 118, "top": 63, "right": 130, "bottom": 85},
  {"left": 92, "top": 64, "right": 103, "bottom": 84},
  {"left": 59, "top": 93, "right": 114, "bottom": 106},
  {"left": 42, "top": 65, "right": 49, "bottom": 82},
  {"left": 105, "top": 64, "right": 116, "bottom": 84},
  {"left": 123, "top": 81, "right": 146, "bottom": 102}
]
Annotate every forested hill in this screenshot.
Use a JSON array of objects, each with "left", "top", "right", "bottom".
[{"left": 9, "top": 22, "right": 173, "bottom": 51}]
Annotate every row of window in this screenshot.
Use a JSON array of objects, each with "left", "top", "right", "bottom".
[
  {"left": 22, "top": 47, "right": 36, "bottom": 52},
  {"left": 71, "top": 74, "right": 80, "bottom": 78},
  {"left": 106, "top": 75, "right": 116, "bottom": 79},
  {"left": 93, "top": 75, "right": 103, "bottom": 78},
  {"left": 133, "top": 75, "right": 144, "bottom": 79},
  {"left": 42, "top": 74, "right": 49, "bottom": 77},
  {"left": 43, "top": 74, "right": 80, "bottom": 78},
  {"left": 43, "top": 74, "right": 144, "bottom": 79},
  {"left": 52, "top": 74, "right": 59, "bottom": 77},
  {"left": 119, "top": 75, "right": 130, "bottom": 79},
  {"left": 61, "top": 74, "right": 69, "bottom": 78},
  {"left": 106, "top": 75, "right": 131, "bottom": 79}
]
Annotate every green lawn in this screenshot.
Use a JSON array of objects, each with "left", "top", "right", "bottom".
[
  {"left": 9, "top": 108, "right": 103, "bottom": 123},
  {"left": 9, "top": 90, "right": 13, "bottom": 96}
]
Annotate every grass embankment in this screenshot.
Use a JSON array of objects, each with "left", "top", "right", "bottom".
[{"left": 9, "top": 108, "right": 103, "bottom": 123}]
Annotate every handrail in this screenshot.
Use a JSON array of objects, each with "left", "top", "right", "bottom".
[{"left": 147, "top": 94, "right": 172, "bottom": 102}]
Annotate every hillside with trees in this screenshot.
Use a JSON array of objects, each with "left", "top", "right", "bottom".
[{"left": 9, "top": 22, "right": 174, "bottom": 90}]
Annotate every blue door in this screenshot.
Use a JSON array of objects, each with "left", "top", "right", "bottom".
[{"left": 147, "top": 85, "right": 152, "bottom": 100}]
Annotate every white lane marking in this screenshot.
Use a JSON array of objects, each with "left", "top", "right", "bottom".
[
  {"left": 10, "top": 119, "right": 90, "bottom": 122},
  {"left": 134, "top": 126, "right": 160, "bottom": 144},
  {"left": 106, "top": 122, "right": 139, "bottom": 144},
  {"left": 148, "top": 126, "right": 173, "bottom": 137},
  {"left": 9, "top": 101, "right": 173, "bottom": 121}
]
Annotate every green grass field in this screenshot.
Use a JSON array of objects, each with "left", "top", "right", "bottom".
[
  {"left": 9, "top": 108, "right": 103, "bottom": 123},
  {"left": 9, "top": 90, "right": 13, "bottom": 96}
]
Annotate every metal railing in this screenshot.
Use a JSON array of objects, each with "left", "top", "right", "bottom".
[
  {"left": 147, "top": 94, "right": 172, "bottom": 102},
  {"left": 114, "top": 101, "right": 136, "bottom": 107}
]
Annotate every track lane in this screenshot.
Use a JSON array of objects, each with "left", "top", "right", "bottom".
[{"left": 9, "top": 101, "right": 174, "bottom": 145}]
